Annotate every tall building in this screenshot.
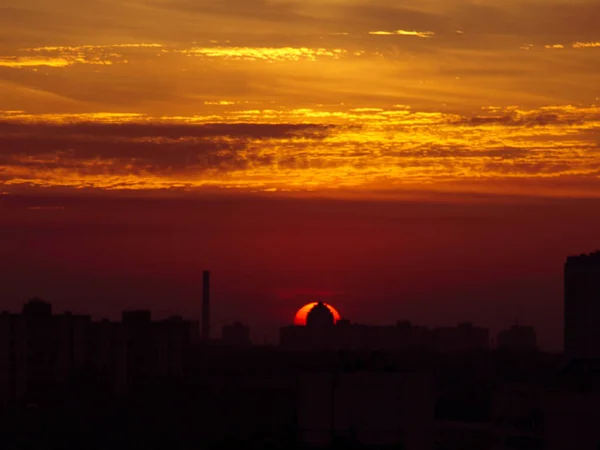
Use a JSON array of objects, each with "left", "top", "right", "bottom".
[{"left": 564, "top": 251, "right": 600, "bottom": 359}]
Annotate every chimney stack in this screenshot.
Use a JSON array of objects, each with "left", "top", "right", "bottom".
[{"left": 202, "top": 270, "right": 210, "bottom": 341}]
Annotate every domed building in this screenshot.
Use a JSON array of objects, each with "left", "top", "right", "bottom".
[{"left": 306, "top": 302, "right": 335, "bottom": 328}]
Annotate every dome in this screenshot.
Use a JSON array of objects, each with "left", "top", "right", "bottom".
[
  {"left": 294, "top": 302, "right": 341, "bottom": 326},
  {"left": 306, "top": 302, "right": 335, "bottom": 328}
]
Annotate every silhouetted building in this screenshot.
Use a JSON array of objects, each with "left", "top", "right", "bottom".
[
  {"left": 121, "top": 310, "right": 196, "bottom": 384},
  {"left": 0, "top": 299, "right": 199, "bottom": 411},
  {"left": 434, "top": 421, "right": 492, "bottom": 450},
  {"left": 202, "top": 270, "right": 211, "bottom": 341},
  {"left": 122, "top": 309, "right": 152, "bottom": 324},
  {"left": 154, "top": 316, "right": 198, "bottom": 378},
  {"left": 564, "top": 250, "right": 600, "bottom": 359},
  {"left": 222, "top": 322, "right": 251, "bottom": 347},
  {"left": 545, "top": 359, "right": 600, "bottom": 450},
  {"left": 0, "top": 299, "right": 91, "bottom": 411},
  {"left": 497, "top": 324, "right": 538, "bottom": 352},
  {"left": 492, "top": 383, "right": 544, "bottom": 449},
  {"left": 433, "top": 323, "right": 490, "bottom": 353},
  {"left": 280, "top": 320, "right": 433, "bottom": 352},
  {"left": 298, "top": 371, "right": 434, "bottom": 449},
  {"left": 85, "top": 318, "right": 127, "bottom": 392},
  {"left": 281, "top": 317, "right": 490, "bottom": 354}
]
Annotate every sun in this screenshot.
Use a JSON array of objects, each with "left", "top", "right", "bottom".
[{"left": 294, "top": 302, "right": 341, "bottom": 326}]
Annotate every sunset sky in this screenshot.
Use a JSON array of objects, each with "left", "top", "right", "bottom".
[{"left": 1, "top": 0, "right": 600, "bottom": 347}]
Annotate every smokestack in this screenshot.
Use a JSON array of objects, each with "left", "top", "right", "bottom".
[{"left": 202, "top": 270, "right": 210, "bottom": 341}]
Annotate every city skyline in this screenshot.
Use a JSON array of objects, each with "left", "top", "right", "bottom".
[
  {"left": 5, "top": 248, "right": 598, "bottom": 351},
  {"left": 0, "top": 296, "right": 537, "bottom": 352},
  {"left": 3, "top": 222, "right": 596, "bottom": 350}
]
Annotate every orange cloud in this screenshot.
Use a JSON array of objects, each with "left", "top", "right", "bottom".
[
  {"left": 1, "top": 105, "right": 599, "bottom": 198},
  {"left": 368, "top": 30, "right": 434, "bottom": 38},
  {"left": 180, "top": 46, "right": 346, "bottom": 61},
  {"left": 0, "top": 57, "right": 72, "bottom": 68},
  {"left": 573, "top": 42, "right": 600, "bottom": 49}
]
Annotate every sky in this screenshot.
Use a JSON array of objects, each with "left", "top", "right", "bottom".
[{"left": 1, "top": 0, "right": 600, "bottom": 347}]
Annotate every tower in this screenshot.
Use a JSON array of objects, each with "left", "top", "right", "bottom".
[
  {"left": 564, "top": 251, "right": 600, "bottom": 359},
  {"left": 202, "top": 270, "right": 210, "bottom": 341}
]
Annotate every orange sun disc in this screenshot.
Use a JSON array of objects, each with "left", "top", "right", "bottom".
[{"left": 294, "top": 302, "right": 341, "bottom": 326}]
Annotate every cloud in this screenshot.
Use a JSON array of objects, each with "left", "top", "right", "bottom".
[
  {"left": 0, "top": 44, "right": 162, "bottom": 70},
  {"left": 0, "top": 119, "right": 334, "bottom": 138},
  {"left": 368, "top": 30, "right": 435, "bottom": 38},
  {"left": 0, "top": 119, "right": 338, "bottom": 181},
  {"left": 0, "top": 57, "right": 73, "bottom": 68},
  {"left": 573, "top": 42, "right": 600, "bottom": 49},
  {"left": 0, "top": 43, "right": 349, "bottom": 74},
  {"left": 0, "top": 106, "right": 599, "bottom": 197},
  {"left": 542, "top": 42, "right": 600, "bottom": 50},
  {"left": 180, "top": 46, "right": 346, "bottom": 61},
  {"left": 23, "top": 44, "right": 163, "bottom": 52}
]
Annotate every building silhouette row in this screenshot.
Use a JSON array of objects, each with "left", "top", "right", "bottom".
[
  {"left": 0, "top": 298, "right": 200, "bottom": 411},
  {"left": 280, "top": 303, "right": 536, "bottom": 354},
  {"left": 0, "top": 299, "right": 538, "bottom": 413},
  {"left": 1, "top": 250, "right": 599, "bottom": 450}
]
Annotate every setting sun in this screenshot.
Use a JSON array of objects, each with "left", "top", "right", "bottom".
[{"left": 294, "top": 302, "right": 342, "bottom": 326}]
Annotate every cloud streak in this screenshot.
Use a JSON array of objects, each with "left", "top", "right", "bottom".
[
  {"left": 368, "top": 30, "right": 435, "bottom": 38},
  {"left": 0, "top": 57, "right": 73, "bottom": 68},
  {"left": 0, "top": 105, "right": 599, "bottom": 198},
  {"left": 180, "top": 46, "right": 347, "bottom": 61},
  {"left": 573, "top": 42, "right": 600, "bottom": 49}
]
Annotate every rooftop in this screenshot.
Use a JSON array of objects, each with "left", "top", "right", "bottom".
[{"left": 566, "top": 250, "right": 600, "bottom": 266}]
